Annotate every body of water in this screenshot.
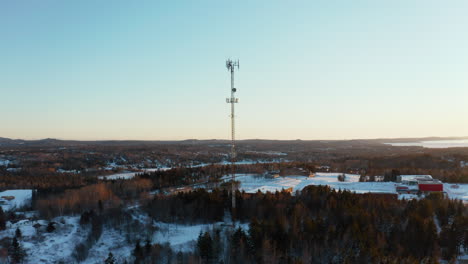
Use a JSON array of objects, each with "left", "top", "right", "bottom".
[{"left": 386, "top": 139, "right": 468, "bottom": 148}]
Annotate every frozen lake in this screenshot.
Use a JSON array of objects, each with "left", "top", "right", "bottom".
[{"left": 386, "top": 139, "right": 468, "bottom": 148}]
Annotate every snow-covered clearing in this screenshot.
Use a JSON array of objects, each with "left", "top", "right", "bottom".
[
  {"left": 98, "top": 167, "right": 172, "bottom": 180},
  {"left": 57, "top": 169, "right": 80, "bottom": 174},
  {"left": 217, "top": 159, "right": 287, "bottom": 165},
  {"left": 0, "top": 190, "right": 32, "bottom": 211},
  {"left": 0, "top": 159, "right": 10, "bottom": 166},
  {"left": 398, "top": 194, "right": 420, "bottom": 201},
  {"left": 444, "top": 183, "right": 468, "bottom": 203},
  {"left": 141, "top": 167, "right": 172, "bottom": 172},
  {"left": 0, "top": 216, "right": 84, "bottom": 263},
  {"left": 153, "top": 221, "right": 249, "bottom": 252},
  {"left": 189, "top": 159, "right": 289, "bottom": 168},
  {"left": 229, "top": 173, "right": 468, "bottom": 203},
  {"left": 9, "top": 203, "right": 251, "bottom": 263},
  {"left": 83, "top": 225, "right": 134, "bottom": 264},
  {"left": 245, "top": 151, "right": 288, "bottom": 156},
  {"left": 0, "top": 215, "right": 133, "bottom": 264},
  {"left": 232, "top": 173, "right": 397, "bottom": 194},
  {"left": 98, "top": 172, "right": 137, "bottom": 180}
]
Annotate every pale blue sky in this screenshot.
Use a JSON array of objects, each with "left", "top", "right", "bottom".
[{"left": 1, "top": 1, "right": 468, "bottom": 140}]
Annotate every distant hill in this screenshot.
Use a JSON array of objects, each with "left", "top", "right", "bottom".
[
  {"left": 0, "top": 137, "right": 25, "bottom": 146},
  {"left": 0, "top": 136, "right": 467, "bottom": 148}
]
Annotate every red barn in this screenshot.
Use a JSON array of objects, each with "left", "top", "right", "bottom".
[{"left": 418, "top": 182, "right": 443, "bottom": 192}]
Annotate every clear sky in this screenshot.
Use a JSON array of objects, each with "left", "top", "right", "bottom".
[{"left": 1, "top": 0, "right": 468, "bottom": 140}]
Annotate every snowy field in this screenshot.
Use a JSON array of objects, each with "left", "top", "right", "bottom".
[
  {"left": 233, "top": 173, "right": 397, "bottom": 194},
  {"left": 444, "top": 183, "right": 468, "bottom": 203},
  {"left": 98, "top": 172, "right": 137, "bottom": 180},
  {"left": 0, "top": 190, "right": 32, "bottom": 211},
  {"left": 230, "top": 173, "right": 468, "bottom": 203}
]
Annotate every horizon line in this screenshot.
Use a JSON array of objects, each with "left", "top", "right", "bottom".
[{"left": 2, "top": 136, "right": 468, "bottom": 142}]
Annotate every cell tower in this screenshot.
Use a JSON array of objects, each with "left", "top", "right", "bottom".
[{"left": 225, "top": 59, "right": 239, "bottom": 210}]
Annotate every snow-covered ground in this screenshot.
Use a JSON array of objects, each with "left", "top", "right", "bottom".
[
  {"left": 0, "top": 215, "right": 135, "bottom": 264},
  {"left": 245, "top": 151, "right": 288, "bottom": 156},
  {"left": 444, "top": 183, "right": 468, "bottom": 203},
  {"left": 103, "top": 161, "right": 128, "bottom": 171},
  {"left": 216, "top": 159, "right": 288, "bottom": 166},
  {"left": 398, "top": 194, "right": 419, "bottom": 200},
  {"left": 0, "top": 213, "right": 249, "bottom": 263},
  {"left": 0, "top": 159, "right": 10, "bottom": 167},
  {"left": 229, "top": 173, "right": 468, "bottom": 203},
  {"left": 232, "top": 173, "right": 397, "bottom": 194},
  {"left": 98, "top": 172, "right": 137, "bottom": 180},
  {"left": 189, "top": 159, "right": 289, "bottom": 169},
  {"left": 0, "top": 173, "right": 464, "bottom": 263},
  {"left": 141, "top": 167, "right": 172, "bottom": 172},
  {"left": 153, "top": 221, "right": 249, "bottom": 252},
  {"left": 0, "top": 216, "right": 84, "bottom": 263},
  {"left": 57, "top": 169, "right": 80, "bottom": 174},
  {"left": 83, "top": 224, "right": 134, "bottom": 264},
  {"left": 0, "top": 190, "right": 32, "bottom": 211},
  {"left": 98, "top": 167, "right": 173, "bottom": 180}
]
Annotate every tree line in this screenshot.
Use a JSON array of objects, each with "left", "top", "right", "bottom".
[{"left": 145, "top": 186, "right": 467, "bottom": 263}]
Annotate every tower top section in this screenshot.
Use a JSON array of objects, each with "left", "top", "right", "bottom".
[{"left": 226, "top": 59, "right": 239, "bottom": 71}]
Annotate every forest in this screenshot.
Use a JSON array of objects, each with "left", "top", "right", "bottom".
[
  {"left": 0, "top": 140, "right": 468, "bottom": 263},
  {"left": 143, "top": 186, "right": 467, "bottom": 263},
  {"left": 2, "top": 179, "right": 465, "bottom": 263}
]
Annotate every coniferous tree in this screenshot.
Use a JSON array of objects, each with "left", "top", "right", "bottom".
[
  {"left": 452, "top": 216, "right": 466, "bottom": 258},
  {"left": 9, "top": 237, "right": 25, "bottom": 264},
  {"left": 46, "top": 222, "right": 55, "bottom": 232},
  {"left": 15, "top": 227, "right": 22, "bottom": 239},
  {"left": 230, "top": 227, "right": 248, "bottom": 262},
  {"left": 98, "top": 200, "right": 104, "bottom": 215},
  {"left": 359, "top": 175, "right": 366, "bottom": 182},
  {"left": 337, "top": 174, "right": 346, "bottom": 182},
  {"left": 144, "top": 239, "right": 151, "bottom": 255},
  {"left": 105, "top": 252, "right": 116, "bottom": 264},
  {"left": 197, "top": 232, "right": 213, "bottom": 263},
  {"left": 91, "top": 216, "right": 103, "bottom": 241},
  {"left": 31, "top": 189, "right": 37, "bottom": 209},
  {"left": 0, "top": 207, "right": 5, "bottom": 231},
  {"left": 464, "top": 231, "right": 468, "bottom": 253},
  {"left": 133, "top": 240, "right": 143, "bottom": 263},
  {"left": 143, "top": 185, "right": 467, "bottom": 262}
]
